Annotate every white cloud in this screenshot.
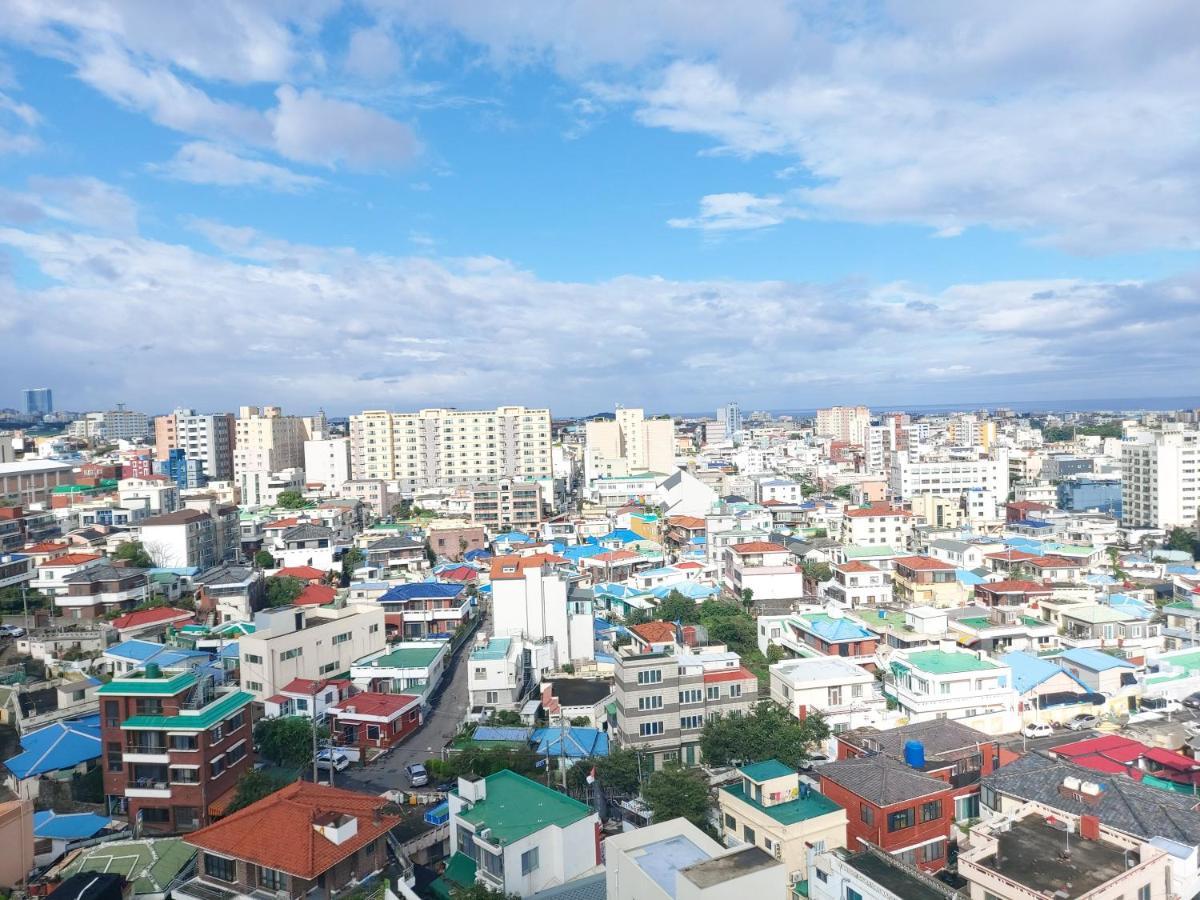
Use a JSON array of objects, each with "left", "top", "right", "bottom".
[
  {"left": 344, "top": 26, "right": 402, "bottom": 81},
  {"left": 152, "top": 142, "right": 322, "bottom": 192},
  {"left": 1, "top": 176, "right": 137, "bottom": 234},
  {"left": 269, "top": 85, "right": 421, "bottom": 169},
  {"left": 667, "top": 192, "right": 800, "bottom": 231},
  {"left": 0, "top": 88, "right": 40, "bottom": 154}
]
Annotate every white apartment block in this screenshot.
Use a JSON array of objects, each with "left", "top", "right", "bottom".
[
  {"left": 68, "top": 409, "right": 152, "bottom": 443},
  {"left": 891, "top": 645, "right": 1018, "bottom": 733},
  {"left": 584, "top": 407, "right": 675, "bottom": 484},
  {"left": 770, "top": 657, "right": 887, "bottom": 733},
  {"left": 238, "top": 604, "right": 386, "bottom": 700},
  {"left": 233, "top": 405, "right": 308, "bottom": 477},
  {"left": 154, "top": 409, "right": 235, "bottom": 480},
  {"left": 889, "top": 451, "right": 1010, "bottom": 513},
  {"left": 815, "top": 406, "right": 871, "bottom": 445},
  {"left": 1122, "top": 425, "right": 1200, "bottom": 528},
  {"left": 349, "top": 406, "right": 552, "bottom": 491},
  {"left": 490, "top": 555, "right": 595, "bottom": 667},
  {"left": 303, "top": 437, "right": 352, "bottom": 495},
  {"left": 840, "top": 503, "right": 913, "bottom": 548},
  {"left": 237, "top": 467, "right": 305, "bottom": 509}
]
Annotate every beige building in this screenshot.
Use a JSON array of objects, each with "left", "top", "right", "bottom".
[
  {"left": 238, "top": 603, "right": 385, "bottom": 700},
  {"left": 154, "top": 409, "right": 236, "bottom": 480},
  {"left": 584, "top": 407, "right": 675, "bottom": 483},
  {"left": 233, "top": 405, "right": 310, "bottom": 477},
  {"left": 468, "top": 478, "right": 544, "bottom": 530},
  {"left": 815, "top": 406, "right": 871, "bottom": 445},
  {"left": 718, "top": 761, "right": 847, "bottom": 887},
  {"left": 348, "top": 406, "right": 552, "bottom": 490},
  {"left": 0, "top": 799, "right": 34, "bottom": 889}
]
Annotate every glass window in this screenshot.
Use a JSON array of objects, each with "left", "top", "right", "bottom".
[
  {"left": 920, "top": 800, "right": 942, "bottom": 823},
  {"left": 204, "top": 854, "right": 235, "bottom": 882},
  {"left": 860, "top": 803, "right": 873, "bottom": 825},
  {"left": 887, "top": 808, "right": 913, "bottom": 831},
  {"left": 743, "top": 825, "right": 756, "bottom": 844},
  {"left": 521, "top": 847, "right": 540, "bottom": 875},
  {"left": 259, "top": 868, "right": 287, "bottom": 891}
]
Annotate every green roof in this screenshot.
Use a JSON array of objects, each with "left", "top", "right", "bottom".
[
  {"left": 60, "top": 837, "right": 196, "bottom": 895},
  {"left": 843, "top": 545, "right": 897, "bottom": 559},
  {"left": 903, "top": 649, "right": 998, "bottom": 674},
  {"left": 454, "top": 769, "right": 592, "bottom": 845},
  {"left": 359, "top": 644, "right": 445, "bottom": 669},
  {"left": 721, "top": 780, "right": 841, "bottom": 826},
  {"left": 738, "top": 759, "right": 795, "bottom": 782},
  {"left": 1157, "top": 650, "right": 1200, "bottom": 674},
  {"left": 955, "top": 616, "right": 1053, "bottom": 632},
  {"left": 444, "top": 851, "right": 477, "bottom": 887},
  {"left": 98, "top": 671, "right": 196, "bottom": 696},
  {"left": 121, "top": 690, "right": 254, "bottom": 731},
  {"left": 470, "top": 637, "right": 512, "bottom": 661}
]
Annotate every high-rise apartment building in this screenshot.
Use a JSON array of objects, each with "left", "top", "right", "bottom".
[
  {"left": 67, "top": 408, "right": 152, "bottom": 443},
  {"left": 1122, "top": 425, "right": 1200, "bottom": 528},
  {"left": 717, "top": 401, "right": 743, "bottom": 444},
  {"left": 815, "top": 406, "right": 871, "bottom": 445},
  {"left": 24, "top": 388, "right": 53, "bottom": 416},
  {"left": 154, "top": 409, "right": 236, "bottom": 481},
  {"left": 348, "top": 406, "right": 552, "bottom": 491},
  {"left": 302, "top": 437, "right": 351, "bottom": 494},
  {"left": 467, "top": 478, "right": 544, "bottom": 530},
  {"left": 233, "top": 406, "right": 308, "bottom": 477},
  {"left": 584, "top": 406, "right": 675, "bottom": 483}
]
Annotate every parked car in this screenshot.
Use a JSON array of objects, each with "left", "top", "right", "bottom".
[
  {"left": 1067, "top": 714, "right": 1099, "bottom": 731},
  {"left": 800, "top": 754, "right": 831, "bottom": 771},
  {"left": 406, "top": 763, "right": 429, "bottom": 787},
  {"left": 315, "top": 749, "right": 350, "bottom": 772},
  {"left": 1183, "top": 692, "right": 1200, "bottom": 710},
  {"left": 1141, "top": 696, "right": 1184, "bottom": 713},
  {"left": 0, "top": 624, "right": 25, "bottom": 637},
  {"left": 1023, "top": 722, "right": 1053, "bottom": 739}
]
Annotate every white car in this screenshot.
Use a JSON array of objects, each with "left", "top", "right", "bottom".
[
  {"left": 315, "top": 749, "right": 350, "bottom": 772},
  {"left": 1023, "top": 722, "right": 1053, "bottom": 739},
  {"left": 1185, "top": 721, "right": 1200, "bottom": 738}
]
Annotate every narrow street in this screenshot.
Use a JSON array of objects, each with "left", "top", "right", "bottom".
[{"left": 336, "top": 610, "right": 484, "bottom": 795}]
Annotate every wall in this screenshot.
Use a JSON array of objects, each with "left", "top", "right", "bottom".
[{"left": 0, "top": 799, "right": 34, "bottom": 888}]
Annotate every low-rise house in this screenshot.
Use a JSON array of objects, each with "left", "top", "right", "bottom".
[
  {"left": 1059, "top": 604, "right": 1154, "bottom": 654},
  {"left": 539, "top": 678, "right": 613, "bottom": 726},
  {"left": 770, "top": 657, "right": 886, "bottom": 733},
  {"left": 103, "top": 640, "right": 210, "bottom": 676},
  {"left": 1057, "top": 647, "right": 1138, "bottom": 695},
  {"left": 109, "top": 606, "right": 195, "bottom": 641},
  {"left": 1025, "top": 554, "right": 1083, "bottom": 584},
  {"left": 783, "top": 610, "right": 879, "bottom": 670},
  {"left": 30, "top": 553, "right": 104, "bottom": 601},
  {"left": 275, "top": 523, "right": 336, "bottom": 571},
  {"left": 819, "top": 754, "right": 956, "bottom": 872},
  {"left": 469, "top": 637, "right": 528, "bottom": 711},
  {"left": 53, "top": 837, "right": 197, "bottom": 900},
  {"left": 177, "top": 783, "right": 399, "bottom": 900},
  {"left": 890, "top": 556, "right": 965, "bottom": 607},
  {"left": 262, "top": 676, "right": 354, "bottom": 720},
  {"left": 447, "top": 771, "right": 600, "bottom": 896},
  {"left": 3, "top": 714, "right": 101, "bottom": 800},
  {"left": 363, "top": 535, "right": 427, "bottom": 577},
  {"left": 724, "top": 541, "right": 807, "bottom": 601},
  {"left": 718, "top": 760, "right": 847, "bottom": 887},
  {"left": 52, "top": 563, "right": 151, "bottom": 620},
  {"left": 326, "top": 691, "right": 422, "bottom": 758},
  {"left": 1000, "top": 651, "right": 1099, "bottom": 720},
  {"left": 32, "top": 811, "right": 114, "bottom": 867},
  {"left": 378, "top": 582, "right": 471, "bottom": 639},
  {"left": 352, "top": 641, "right": 449, "bottom": 695},
  {"left": 809, "top": 844, "right": 967, "bottom": 900},
  {"left": 890, "top": 646, "right": 1017, "bottom": 733},
  {"left": 194, "top": 564, "right": 263, "bottom": 623},
  {"left": 840, "top": 502, "right": 913, "bottom": 549},
  {"left": 822, "top": 560, "right": 892, "bottom": 609}
]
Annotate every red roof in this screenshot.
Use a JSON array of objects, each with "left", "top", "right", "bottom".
[
  {"left": 838, "top": 560, "right": 881, "bottom": 574},
  {"left": 264, "top": 517, "right": 301, "bottom": 529},
  {"left": 594, "top": 549, "right": 640, "bottom": 563},
  {"left": 295, "top": 584, "right": 336, "bottom": 606},
  {"left": 893, "top": 555, "right": 955, "bottom": 571},
  {"left": 668, "top": 515, "right": 705, "bottom": 529},
  {"left": 976, "top": 580, "right": 1051, "bottom": 595},
  {"left": 282, "top": 677, "right": 351, "bottom": 695},
  {"left": 40, "top": 553, "right": 102, "bottom": 567},
  {"left": 1051, "top": 734, "right": 1144, "bottom": 763},
  {"left": 24, "top": 541, "right": 67, "bottom": 553},
  {"left": 1027, "top": 555, "right": 1081, "bottom": 568},
  {"left": 329, "top": 691, "right": 421, "bottom": 719},
  {"left": 490, "top": 553, "right": 569, "bottom": 580},
  {"left": 703, "top": 666, "right": 756, "bottom": 684},
  {"left": 630, "top": 621, "right": 678, "bottom": 644},
  {"left": 844, "top": 503, "right": 911, "bottom": 519},
  {"left": 985, "top": 550, "right": 1037, "bottom": 562},
  {"left": 110, "top": 606, "right": 194, "bottom": 629},
  {"left": 1143, "top": 747, "right": 1200, "bottom": 771},
  {"left": 761, "top": 499, "right": 787, "bottom": 507},
  {"left": 276, "top": 565, "right": 327, "bottom": 581},
  {"left": 437, "top": 565, "right": 477, "bottom": 582},
  {"left": 184, "top": 782, "right": 401, "bottom": 879},
  {"left": 1009, "top": 501, "right": 1055, "bottom": 512},
  {"left": 729, "top": 541, "right": 787, "bottom": 554},
  {"left": 675, "top": 561, "right": 703, "bottom": 570}
]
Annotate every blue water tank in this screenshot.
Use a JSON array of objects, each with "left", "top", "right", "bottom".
[
  {"left": 903, "top": 740, "right": 925, "bottom": 769},
  {"left": 878, "top": 609, "right": 886, "bottom": 619}
]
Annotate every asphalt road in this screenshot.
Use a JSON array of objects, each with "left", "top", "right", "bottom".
[{"left": 336, "top": 612, "right": 483, "bottom": 795}]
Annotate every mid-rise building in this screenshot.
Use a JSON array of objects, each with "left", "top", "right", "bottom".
[
  {"left": 348, "top": 406, "right": 552, "bottom": 490},
  {"left": 0, "top": 460, "right": 75, "bottom": 506},
  {"left": 769, "top": 658, "right": 886, "bottom": 733},
  {"left": 25, "top": 387, "right": 53, "bottom": 416},
  {"left": 888, "top": 452, "right": 1009, "bottom": 517},
  {"left": 840, "top": 502, "right": 913, "bottom": 548},
  {"left": 67, "top": 408, "right": 152, "bottom": 443},
  {"left": 303, "top": 437, "right": 351, "bottom": 495},
  {"left": 890, "top": 646, "right": 1017, "bottom": 731},
  {"left": 98, "top": 666, "right": 255, "bottom": 833},
  {"left": 584, "top": 407, "right": 675, "bottom": 484},
  {"left": 816, "top": 406, "right": 871, "bottom": 445},
  {"left": 467, "top": 478, "right": 544, "bottom": 530},
  {"left": 233, "top": 406, "right": 308, "bottom": 477},
  {"left": 822, "top": 561, "right": 892, "bottom": 608},
  {"left": 137, "top": 509, "right": 218, "bottom": 569},
  {"left": 613, "top": 642, "right": 758, "bottom": 769},
  {"left": 490, "top": 554, "right": 594, "bottom": 667},
  {"left": 1122, "top": 425, "right": 1200, "bottom": 528},
  {"left": 724, "top": 540, "right": 807, "bottom": 601},
  {"left": 717, "top": 401, "right": 743, "bottom": 444},
  {"left": 154, "top": 409, "right": 236, "bottom": 481}
]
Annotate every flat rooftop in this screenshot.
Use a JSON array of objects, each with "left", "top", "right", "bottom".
[
  {"left": 975, "top": 816, "right": 1134, "bottom": 897},
  {"left": 845, "top": 851, "right": 959, "bottom": 900},
  {"left": 629, "top": 834, "right": 710, "bottom": 898},
  {"left": 682, "top": 845, "right": 778, "bottom": 888}
]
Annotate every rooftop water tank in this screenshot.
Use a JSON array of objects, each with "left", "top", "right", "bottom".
[
  {"left": 903, "top": 739, "right": 925, "bottom": 769},
  {"left": 145, "top": 662, "right": 162, "bottom": 678}
]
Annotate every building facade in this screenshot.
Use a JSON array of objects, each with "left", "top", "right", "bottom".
[
  {"left": 154, "top": 410, "right": 236, "bottom": 481},
  {"left": 1122, "top": 425, "right": 1200, "bottom": 528}
]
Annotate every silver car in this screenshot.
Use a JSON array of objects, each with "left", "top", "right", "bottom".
[{"left": 1067, "top": 714, "right": 1099, "bottom": 731}]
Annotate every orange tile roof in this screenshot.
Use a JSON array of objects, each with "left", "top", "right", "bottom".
[
  {"left": 593, "top": 549, "right": 640, "bottom": 563},
  {"left": 282, "top": 677, "right": 351, "bottom": 695},
  {"left": 984, "top": 549, "right": 1037, "bottom": 562},
  {"left": 1027, "top": 555, "right": 1081, "bottom": 568},
  {"left": 729, "top": 541, "right": 787, "bottom": 554},
  {"left": 893, "top": 555, "right": 956, "bottom": 571},
  {"left": 844, "top": 503, "right": 911, "bottom": 519},
  {"left": 837, "top": 560, "right": 881, "bottom": 573},
  {"left": 24, "top": 541, "right": 67, "bottom": 553},
  {"left": 675, "top": 561, "right": 703, "bottom": 570},
  {"left": 668, "top": 515, "right": 705, "bottom": 529},
  {"left": 490, "top": 553, "right": 569, "bottom": 580},
  {"left": 184, "top": 782, "right": 401, "bottom": 879},
  {"left": 276, "top": 565, "right": 327, "bottom": 581},
  {"left": 630, "top": 621, "right": 678, "bottom": 644},
  {"left": 295, "top": 584, "right": 337, "bottom": 606},
  {"left": 703, "top": 666, "right": 756, "bottom": 684},
  {"left": 110, "top": 606, "right": 194, "bottom": 629},
  {"left": 329, "top": 692, "right": 421, "bottom": 719},
  {"left": 40, "top": 553, "right": 102, "bottom": 567},
  {"left": 264, "top": 517, "right": 301, "bottom": 529}
]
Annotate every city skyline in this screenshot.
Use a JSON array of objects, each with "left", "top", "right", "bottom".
[{"left": 1, "top": 4, "right": 1199, "bottom": 412}]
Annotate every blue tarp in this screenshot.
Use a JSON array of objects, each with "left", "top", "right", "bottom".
[
  {"left": 531, "top": 727, "right": 610, "bottom": 758},
  {"left": 380, "top": 582, "right": 466, "bottom": 603},
  {"left": 4, "top": 714, "right": 102, "bottom": 779},
  {"left": 472, "top": 726, "right": 532, "bottom": 743},
  {"left": 34, "top": 810, "right": 112, "bottom": 840}
]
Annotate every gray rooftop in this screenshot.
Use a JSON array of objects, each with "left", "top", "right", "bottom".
[
  {"left": 972, "top": 815, "right": 1131, "bottom": 897},
  {"left": 842, "top": 847, "right": 965, "bottom": 899},
  {"left": 842, "top": 719, "right": 993, "bottom": 763},
  {"left": 63, "top": 564, "right": 148, "bottom": 583},
  {"left": 819, "top": 755, "right": 949, "bottom": 805},
  {"left": 281, "top": 523, "right": 334, "bottom": 542},
  {"left": 367, "top": 535, "right": 423, "bottom": 552}
]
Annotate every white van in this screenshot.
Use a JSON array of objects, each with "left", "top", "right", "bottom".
[{"left": 315, "top": 749, "right": 350, "bottom": 772}]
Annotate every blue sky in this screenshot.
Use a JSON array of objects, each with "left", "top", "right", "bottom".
[{"left": 1, "top": 1, "right": 1198, "bottom": 416}]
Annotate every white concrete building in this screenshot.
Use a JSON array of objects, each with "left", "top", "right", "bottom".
[
  {"left": 891, "top": 645, "right": 1018, "bottom": 733},
  {"left": 889, "top": 451, "right": 1010, "bottom": 520},
  {"left": 118, "top": 476, "right": 180, "bottom": 515},
  {"left": 584, "top": 407, "right": 675, "bottom": 484},
  {"left": 67, "top": 408, "right": 152, "bottom": 443},
  {"left": 816, "top": 406, "right": 871, "bottom": 445},
  {"left": 303, "top": 437, "right": 351, "bottom": 495},
  {"left": 840, "top": 503, "right": 913, "bottom": 548},
  {"left": 238, "top": 466, "right": 305, "bottom": 508},
  {"left": 770, "top": 657, "right": 887, "bottom": 733},
  {"left": 1122, "top": 425, "right": 1200, "bottom": 528},
  {"left": 153, "top": 409, "right": 236, "bottom": 480},
  {"left": 724, "top": 541, "right": 806, "bottom": 601},
  {"left": 489, "top": 554, "right": 595, "bottom": 667},
  {"left": 822, "top": 561, "right": 892, "bottom": 608}
]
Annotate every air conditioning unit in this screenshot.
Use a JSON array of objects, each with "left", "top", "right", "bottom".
[{"left": 478, "top": 828, "right": 493, "bottom": 842}]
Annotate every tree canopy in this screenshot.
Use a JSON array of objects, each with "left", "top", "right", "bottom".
[
  {"left": 565, "top": 747, "right": 642, "bottom": 796},
  {"left": 226, "top": 768, "right": 290, "bottom": 813},
  {"left": 1167, "top": 527, "right": 1198, "bottom": 558},
  {"left": 643, "top": 764, "right": 712, "bottom": 828},
  {"left": 700, "top": 701, "right": 829, "bottom": 770},
  {"left": 253, "top": 550, "right": 275, "bottom": 568},
  {"left": 253, "top": 716, "right": 325, "bottom": 769},
  {"left": 113, "top": 540, "right": 155, "bottom": 568},
  {"left": 265, "top": 575, "right": 304, "bottom": 607},
  {"left": 656, "top": 590, "right": 701, "bottom": 625},
  {"left": 275, "top": 490, "right": 308, "bottom": 509},
  {"left": 832, "top": 484, "right": 855, "bottom": 501}
]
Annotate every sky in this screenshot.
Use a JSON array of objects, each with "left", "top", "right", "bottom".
[{"left": 0, "top": 1, "right": 1198, "bottom": 417}]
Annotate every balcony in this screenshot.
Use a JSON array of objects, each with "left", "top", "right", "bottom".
[
  {"left": 476, "top": 867, "right": 505, "bottom": 890},
  {"left": 126, "top": 775, "right": 171, "bottom": 798},
  {"left": 124, "top": 740, "right": 169, "bottom": 763}
]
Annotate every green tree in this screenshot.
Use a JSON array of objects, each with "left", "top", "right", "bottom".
[
  {"left": 739, "top": 588, "right": 754, "bottom": 613},
  {"left": 643, "top": 764, "right": 712, "bottom": 828},
  {"left": 656, "top": 590, "right": 700, "bottom": 625},
  {"left": 265, "top": 576, "right": 304, "bottom": 607},
  {"left": 706, "top": 615, "right": 756, "bottom": 656},
  {"left": 450, "top": 884, "right": 519, "bottom": 900},
  {"left": 253, "top": 550, "right": 275, "bottom": 568},
  {"left": 802, "top": 561, "right": 833, "bottom": 583},
  {"left": 700, "top": 701, "right": 829, "bottom": 770},
  {"left": 565, "top": 747, "right": 642, "bottom": 795},
  {"left": 487, "top": 709, "right": 523, "bottom": 726},
  {"left": 253, "top": 716, "right": 326, "bottom": 769},
  {"left": 340, "top": 547, "right": 364, "bottom": 586},
  {"left": 113, "top": 540, "right": 155, "bottom": 568},
  {"left": 623, "top": 606, "right": 651, "bottom": 626},
  {"left": 391, "top": 499, "right": 413, "bottom": 519},
  {"left": 276, "top": 490, "right": 307, "bottom": 509},
  {"left": 832, "top": 485, "right": 855, "bottom": 501},
  {"left": 226, "top": 768, "right": 289, "bottom": 813},
  {"left": 1167, "top": 527, "right": 1198, "bottom": 558}
]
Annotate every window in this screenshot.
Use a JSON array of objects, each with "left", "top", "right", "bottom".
[
  {"left": 860, "top": 803, "right": 873, "bottom": 825},
  {"left": 681, "top": 714, "right": 703, "bottom": 729},
  {"left": 170, "top": 734, "right": 198, "bottom": 751},
  {"left": 171, "top": 767, "right": 200, "bottom": 784},
  {"left": 743, "top": 825, "right": 756, "bottom": 844},
  {"left": 981, "top": 785, "right": 998, "bottom": 811},
  {"left": 521, "top": 847, "right": 540, "bottom": 875},
  {"left": 332, "top": 631, "right": 351, "bottom": 645},
  {"left": 106, "top": 742, "right": 122, "bottom": 773},
  {"left": 920, "top": 799, "right": 942, "bottom": 823},
  {"left": 226, "top": 711, "right": 245, "bottom": 732},
  {"left": 259, "top": 868, "right": 287, "bottom": 891},
  {"left": 730, "top": 684, "right": 742, "bottom": 698},
  {"left": 887, "top": 808, "right": 913, "bottom": 831},
  {"left": 922, "top": 840, "right": 944, "bottom": 862},
  {"left": 279, "top": 647, "right": 303, "bottom": 661},
  {"left": 245, "top": 681, "right": 263, "bottom": 692},
  {"left": 638, "top": 695, "right": 663, "bottom": 711},
  {"left": 369, "top": 624, "right": 380, "bottom": 634},
  {"left": 210, "top": 756, "right": 227, "bottom": 779},
  {"left": 707, "top": 686, "right": 720, "bottom": 700},
  {"left": 367, "top": 724, "right": 381, "bottom": 740},
  {"left": 104, "top": 700, "right": 120, "bottom": 727},
  {"left": 725, "top": 814, "right": 736, "bottom": 829},
  {"left": 244, "top": 653, "right": 263, "bottom": 664},
  {"left": 210, "top": 724, "right": 223, "bottom": 744},
  {"left": 226, "top": 742, "right": 246, "bottom": 764},
  {"left": 1137, "top": 886, "right": 1151, "bottom": 900},
  {"left": 320, "top": 662, "right": 338, "bottom": 675},
  {"left": 485, "top": 691, "right": 499, "bottom": 704},
  {"left": 135, "top": 698, "right": 163, "bottom": 715},
  {"left": 638, "top": 721, "right": 664, "bottom": 737},
  {"left": 679, "top": 689, "right": 702, "bottom": 704},
  {"left": 636, "top": 669, "right": 662, "bottom": 685},
  {"left": 846, "top": 890, "right": 863, "bottom": 900},
  {"left": 814, "top": 868, "right": 828, "bottom": 884},
  {"left": 204, "top": 854, "right": 235, "bottom": 882}
]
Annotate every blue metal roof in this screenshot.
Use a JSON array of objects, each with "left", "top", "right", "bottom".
[
  {"left": 531, "top": 727, "right": 609, "bottom": 758},
  {"left": 799, "top": 613, "right": 874, "bottom": 642},
  {"left": 562, "top": 544, "right": 606, "bottom": 562},
  {"left": 464, "top": 549, "right": 492, "bottom": 562},
  {"left": 105, "top": 639, "right": 168, "bottom": 662},
  {"left": 492, "top": 531, "right": 530, "bottom": 543},
  {"left": 955, "top": 569, "right": 987, "bottom": 585},
  {"left": 1061, "top": 647, "right": 1136, "bottom": 671},
  {"left": 472, "top": 726, "right": 532, "bottom": 742},
  {"left": 1001, "top": 651, "right": 1090, "bottom": 694},
  {"left": 649, "top": 581, "right": 717, "bottom": 600},
  {"left": 380, "top": 582, "right": 466, "bottom": 603},
  {"left": 4, "top": 714, "right": 102, "bottom": 779},
  {"left": 33, "top": 811, "right": 112, "bottom": 840},
  {"left": 601, "top": 529, "right": 642, "bottom": 544}
]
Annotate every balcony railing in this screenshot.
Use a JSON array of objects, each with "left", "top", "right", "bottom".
[{"left": 125, "top": 742, "right": 168, "bottom": 754}]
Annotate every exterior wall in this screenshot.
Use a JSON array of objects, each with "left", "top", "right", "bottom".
[
  {"left": 195, "top": 839, "right": 389, "bottom": 900},
  {"left": 0, "top": 799, "right": 34, "bottom": 889},
  {"left": 818, "top": 777, "right": 954, "bottom": 872},
  {"left": 719, "top": 793, "right": 846, "bottom": 884}
]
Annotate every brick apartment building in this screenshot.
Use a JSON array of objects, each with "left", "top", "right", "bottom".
[{"left": 98, "top": 666, "right": 255, "bottom": 832}]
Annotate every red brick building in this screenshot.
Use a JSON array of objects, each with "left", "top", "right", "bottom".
[
  {"left": 97, "top": 667, "right": 255, "bottom": 832},
  {"left": 326, "top": 691, "right": 422, "bottom": 756}
]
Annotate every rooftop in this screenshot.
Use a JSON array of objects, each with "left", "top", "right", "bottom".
[
  {"left": 1060, "top": 647, "right": 1135, "bottom": 671},
  {"left": 893, "top": 555, "right": 956, "bottom": 571},
  {"left": 455, "top": 769, "right": 593, "bottom": 845},
  {"left": 470, "top": 637, "right": 512, "bottom": 660},
  {"left": 844, "top": 848, "right": 964, "bottom": 900},
  {"left": 738, "top": 759, "right": 794, "bottom": 782},
  {"left": 903, "top": 649, "right": 999, "bottom": 674},
  {"left": 630, "top": 833, "right": 710, "bottom": 898},
  {"left": 58, "top": 837, "right": 195, "bottom": 896},
  {"left": 722, "top": 779, "right": 841, "bottom": 826},
  {"left": 819, "top": 755, "right": 949, "bottom": 805},
  {"left": 358, "top": 644, "right": 445, "bottom": 670}
]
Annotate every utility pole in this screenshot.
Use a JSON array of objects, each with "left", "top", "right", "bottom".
[{"left": 312, "top": 683, "right": 320, "bottom": 784}]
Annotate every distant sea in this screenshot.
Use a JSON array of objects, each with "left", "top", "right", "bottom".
[{"left": 673, "top": 396, "right": 1200, "bottom": 420}]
